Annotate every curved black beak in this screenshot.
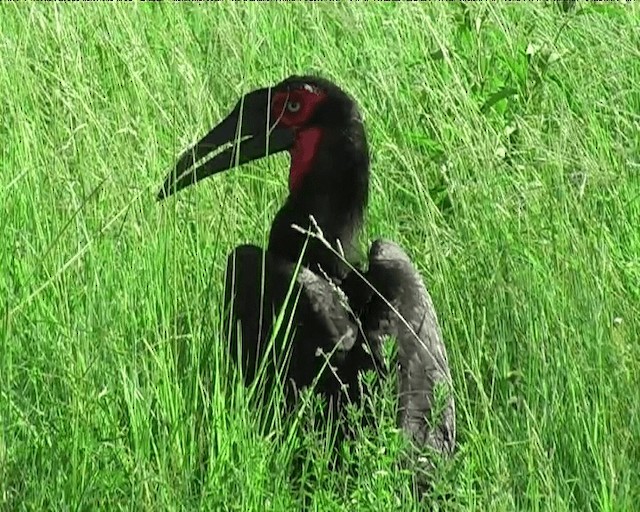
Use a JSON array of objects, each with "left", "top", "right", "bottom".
[{"left": 157, "top": 87, "right": 295, "bottom": 200}]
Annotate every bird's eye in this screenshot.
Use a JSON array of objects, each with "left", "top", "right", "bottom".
[{"left": 286, "top": 100, "right": 301, "bottom": 113}]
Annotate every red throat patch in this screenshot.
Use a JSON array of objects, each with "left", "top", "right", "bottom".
[
  {"left": 289, "top": 127, "right": 323, "bottom": 191},
  {"left": 270, "top": 86, "right": 327, "bottom": 192}
]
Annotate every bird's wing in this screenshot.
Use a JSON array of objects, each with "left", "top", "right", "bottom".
[
  {"left": 361, "top": 239, "right": 456, "bottom": 456},
  {"left": 223, "top": 244, "right": 359, "bottom": 391}
]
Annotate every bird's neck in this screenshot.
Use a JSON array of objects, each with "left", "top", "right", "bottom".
[{"left": 267, "top": 127, "right": 369, "bottom": 280}]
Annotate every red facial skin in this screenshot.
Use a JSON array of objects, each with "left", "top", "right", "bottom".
[{"left": 270, "top": 87, "right": 326, "bottom": 192}]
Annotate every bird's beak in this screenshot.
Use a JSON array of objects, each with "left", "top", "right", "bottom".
[{"left": 157, "top": 87, "right": 295, "bottom": 200}]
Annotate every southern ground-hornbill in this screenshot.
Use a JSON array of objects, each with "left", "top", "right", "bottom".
[{"left": 157, "top": 75, "right": 455, "bottom": 458}]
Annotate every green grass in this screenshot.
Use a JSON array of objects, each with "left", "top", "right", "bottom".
[{"left": 1, "top": 2, "right": 639, "bottom": 510}]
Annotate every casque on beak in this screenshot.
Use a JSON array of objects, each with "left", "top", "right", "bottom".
[{"left": 157, "top": 87, "right": 295, "bottom": 200}]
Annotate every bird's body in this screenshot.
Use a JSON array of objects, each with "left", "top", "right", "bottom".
[
  {"left": 158, "top": 75, "right": 455, "bottom": 458},
  {"left": 223, "top": 243, "right": 382, "bottom": 423}
]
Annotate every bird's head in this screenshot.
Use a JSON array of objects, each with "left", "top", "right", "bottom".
[{"left": 157, "top": 75, "right": 368, "bottom": 200}]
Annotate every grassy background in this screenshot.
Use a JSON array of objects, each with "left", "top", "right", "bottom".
[{"left": 1, "top": 2, "right": 639, "bottom": 510}]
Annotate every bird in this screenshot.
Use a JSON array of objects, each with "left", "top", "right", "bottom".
[{"left": 157, "top": 75, "right": 456, "bottom": 459}]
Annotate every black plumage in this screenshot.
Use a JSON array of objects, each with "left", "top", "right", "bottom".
[{"left": 157, "top": 75, "right": 455, "bottom": 457}]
